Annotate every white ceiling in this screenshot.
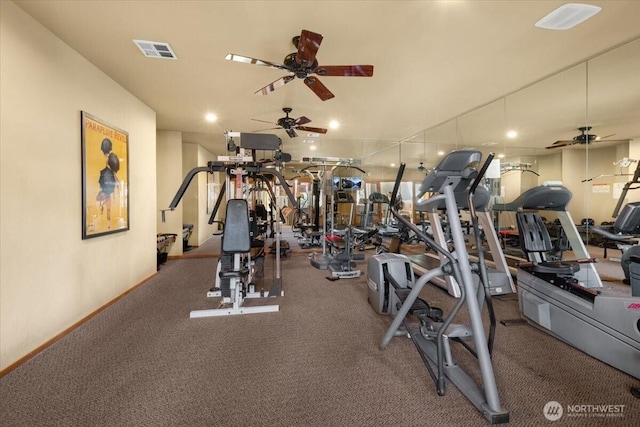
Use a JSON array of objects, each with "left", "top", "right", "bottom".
[{"left": 14, "top": 0, "right": 640, "bottom": 175}]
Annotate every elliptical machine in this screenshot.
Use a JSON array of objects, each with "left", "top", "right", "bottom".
[{"left": 367, "top": 151, "right": 509, "bottom": 425}]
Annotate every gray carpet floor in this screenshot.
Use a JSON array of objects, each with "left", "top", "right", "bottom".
[{"left": 1, "top": 228, "right": 638, "bottom": 426}]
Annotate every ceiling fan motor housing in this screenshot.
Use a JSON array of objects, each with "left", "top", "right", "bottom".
[
  {"left": 278, "top": 117, "right": 296, "bottom": 128},
  {"left": 284, "top": 53, "right": 318, "bottom": 78},
  {"left": 576, "top": 126, "right": 596, "bottom": 143},
  {"left": 576, "top": 134, "right": 597, "bottom": 143}
]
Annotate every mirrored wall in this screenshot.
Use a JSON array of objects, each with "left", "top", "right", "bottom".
[
  {"left": 284, "top": 36, "right": 639, "bottom": 233},
  {"left": 352, "top": 36, "right": 640, "bottom": 230}
]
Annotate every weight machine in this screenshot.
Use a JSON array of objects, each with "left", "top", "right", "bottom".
[
  {"left": 368, "top": 151, "right": 509, "bottom": 424},
  {"left": 304, "top": 157, "right": 366, "bottom": 278},
  {"left": 294, "top": 166, "right": 324, "bottom": 249},
  {"left": 165, "top": 132, "right": 298, "bottom": 317}
]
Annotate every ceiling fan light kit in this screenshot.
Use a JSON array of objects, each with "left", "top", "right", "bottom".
[{"left": 535, "top": 3, "right": 602, "bottom": 30}]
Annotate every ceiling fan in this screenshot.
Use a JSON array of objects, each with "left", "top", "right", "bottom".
[
  {"left": 546, "top": 126, "right": 619, "bottom": 149},
  {"left": 418, "top": 162, "right": 427, "bottom": 172},
  {"left": 225, "top": 29, "right": 374, "bottom": 101},
  {"left": 252, "top": 107, "right": 328, "bottom": 138}
]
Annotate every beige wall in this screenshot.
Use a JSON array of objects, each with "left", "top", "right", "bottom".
[
  {"left": 195, "top": 145, "right": 221, "bottom": 245},
  {"left": 0, "top": 2, "right": 157, "bottom": 370},
  {"left": 180, "top": 143, "right": 221, "bottom": 247},
  {"left": 156, "top": 131, "right": 184, "bottom": 256},
  {"left": 159, "top": 138, "right": 219, "bottom": 252},
  {"left": 559, "top": 146, "right": 631, "bottom": 224},
  {"left": 537, "top": 153, "right": 563, "bottom": 184}
]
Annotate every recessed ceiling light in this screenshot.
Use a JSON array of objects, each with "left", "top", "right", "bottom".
[
  {"left": 309, "top": 145, "right": 317, "bottom": 151},
  {"left": 437, "top": 151, "right": 445, "bottom": 156},
  {"left": 506, "top": 130, "right": 518, "bottom": 139},
  {"left": 498, "top": 153, "right": 505, "bottom": 159},
  {"left": 205, "top": 113, "right": 217, "bottom": 122},
  {"left": 535, "top": 3, "right": 601, "bottom": 30},
  {"left": 329, "top": 120, "right": 340, "bottom": 129},
  {"left": 133, "top": 39, "right": 178, "bottom": 59},
  {"left": 390, "top": 163, "right": 395, "bottom": 167}
]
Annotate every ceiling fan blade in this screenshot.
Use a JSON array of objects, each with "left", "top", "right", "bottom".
[
  {"left": 297, "top": 126, "right": 328, "bottom": 134},
  {"left": 252, "top": 126, "right": 281, "bottom": 132},
  {"left": 224, "top": 53, "right": 287, "bottom": 71},
  {"left": 296, "top": 30, "right": 323, "bottom": 68},
  {"left": 294, "top": 116, "right": 312, "bottom": 126},
  {"left": 546, "top": 141, "right": 574, "bottom": 149},
  {"left": 594, "top": 139, "right": 629, "bottom": 144},
  {"left": 597, "top": 133, "right": 616, "bottom": 140},
  {"left": 303, "top": 76, "right": 335, "bottom": 101},
  {"left": 251, "top": 118, "right": 277, "bottom": 125},
  {"left": 255, "top": 75, "right": 295, "bottom": 96},
  {"left": 314, "top": 65, "right": 374, "bottom": 77},
  {"left": 286, "top": 128, "right": 298, "bottom": 138}
]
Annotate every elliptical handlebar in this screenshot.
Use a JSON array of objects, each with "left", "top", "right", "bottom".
[
  {"left": 469, "top": 152, "right": 494, "bottom": 195},
  {"left": 388, "top": 163, "right": 454, "bottom": 262},
  {"left": 388, "top": 151, "right": 493, "bottom": 262},
  {"left": 388, "top": 163, "right": 405, "bottom": 210}
]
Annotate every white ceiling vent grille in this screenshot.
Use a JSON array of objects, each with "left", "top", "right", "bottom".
[
  {"left": 535, "top": 4, "right": 601, "bottom": 30},
  {"left": 133, "top": 39, "right": 178, "bottom": 60}
]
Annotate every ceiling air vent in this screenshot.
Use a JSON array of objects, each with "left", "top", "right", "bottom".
[
  {"left": 133, "top": 39, "right": 178, "bottom": 60},
  {"left": 535, "top": 4, "right": 601, "bottom": 30}
]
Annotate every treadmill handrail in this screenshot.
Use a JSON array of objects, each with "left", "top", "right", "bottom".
[{"left": 613, "top": 160, "right": 640, "bottom": 217}]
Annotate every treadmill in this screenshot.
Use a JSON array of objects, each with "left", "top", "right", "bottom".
[{"left": 409, "top": 186, "right": 516, "bottom": 297}]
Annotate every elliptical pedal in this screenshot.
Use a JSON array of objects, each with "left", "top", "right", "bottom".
[{"left": 394, "top": 288, "right": 443, "bottom": 320}]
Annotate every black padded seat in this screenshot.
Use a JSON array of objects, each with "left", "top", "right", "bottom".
[
  {"left": 219, "top": 268, "right": 250, "bottom": 279},
  {"left": 222, "top": 200, "right": 251, "bottom": 253},
  {"left": 522, "top": 260, "right": 579, "bottom": 275},
  {"left": 218, "top": 199, "right": 251, "bottom": 279},
  {"left": 516, "top": 211, "right": 580, "bottom": 275}
]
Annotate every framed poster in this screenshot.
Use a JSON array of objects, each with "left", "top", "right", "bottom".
[{"left": 81, "top": 111, "right": 129, "bottom": 239}]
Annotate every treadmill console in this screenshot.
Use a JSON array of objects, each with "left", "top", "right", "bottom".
[
  {"left": 614, "top": 202, "right": 640, "bottom": 234},
  {"left": 335, "top": 190, "right": 354, "bottom": 203},
  {"left": 369, "top": 192, "right": 390, "bottom": 204}
]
